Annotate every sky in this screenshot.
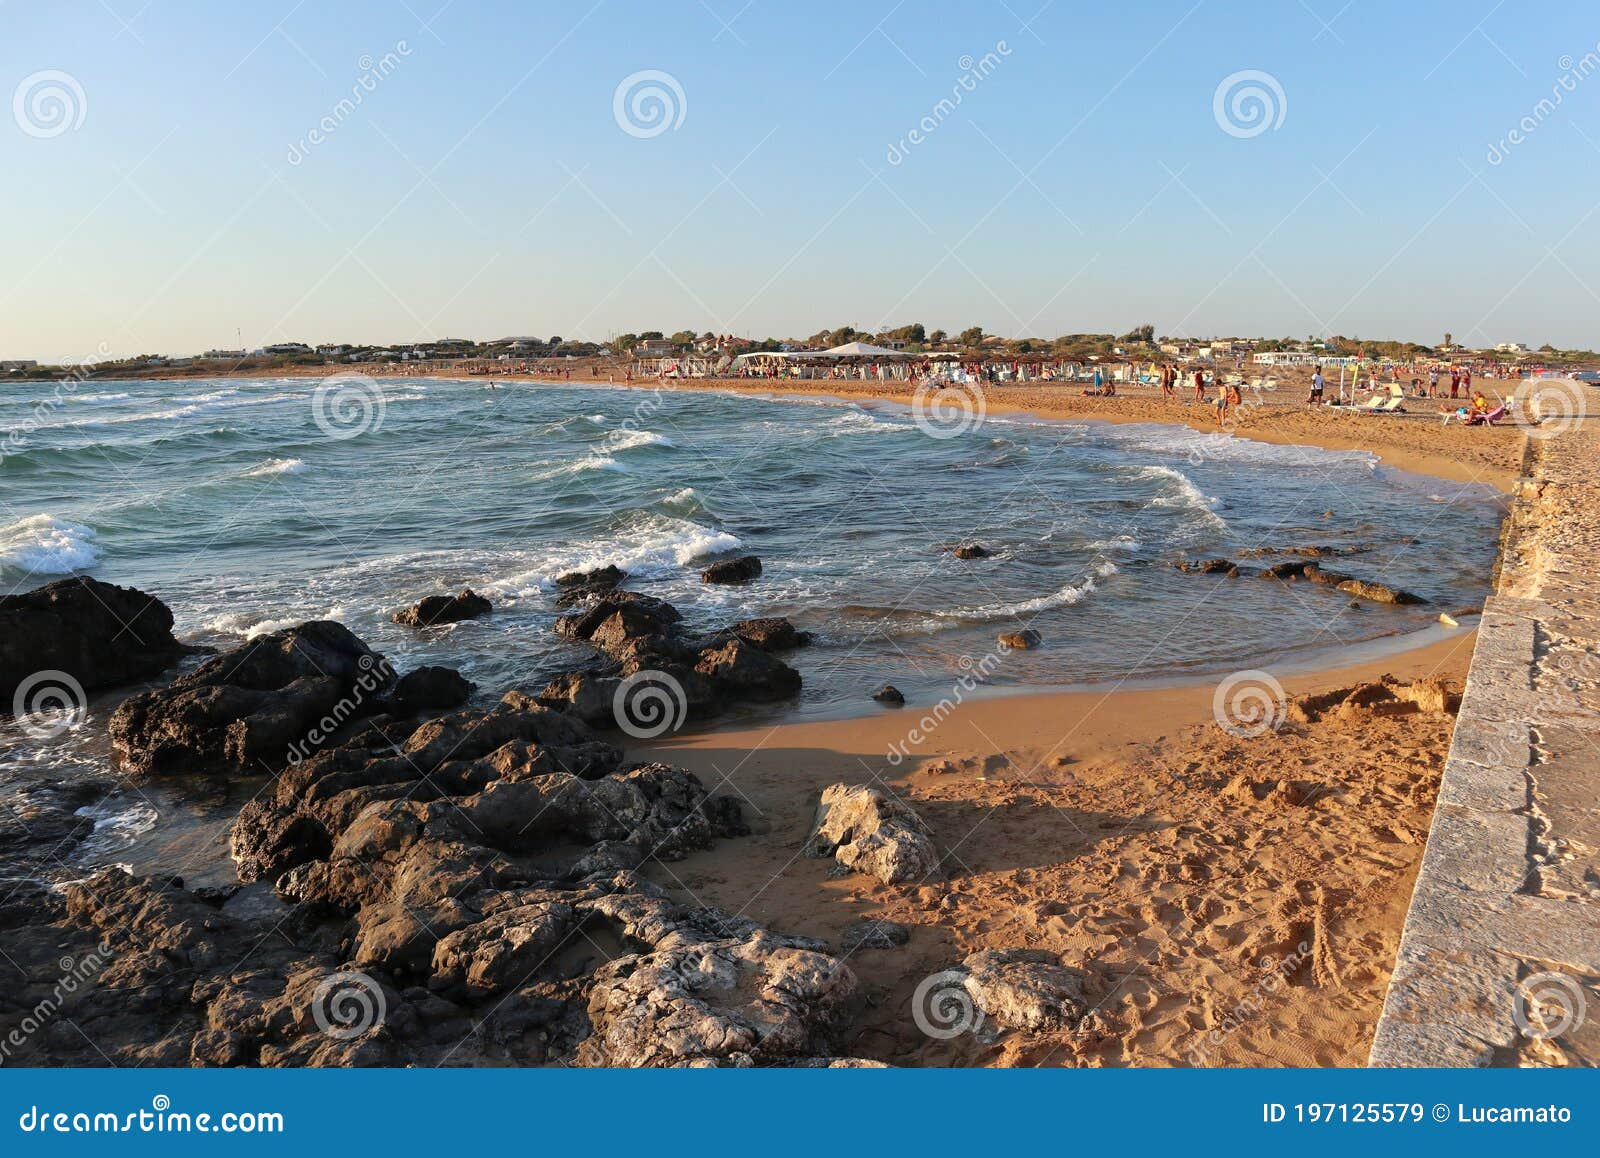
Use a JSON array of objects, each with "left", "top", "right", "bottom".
[{"left": 3, "top": 0, "right": 1599, "bottom": 362}]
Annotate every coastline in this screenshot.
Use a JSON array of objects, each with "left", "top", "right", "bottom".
[{"left": 14, "top": 371, "right": 1519, "bottom": 1066}]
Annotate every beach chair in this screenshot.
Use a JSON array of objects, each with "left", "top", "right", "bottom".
[
  {"left": 1361, "top": 383, "right": 1405, "bottom": 413},
  {"left": 1464, "top": 403, "right": 1508, "bottom": 426}
]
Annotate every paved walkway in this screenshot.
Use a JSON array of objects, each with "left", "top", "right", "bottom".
[{"left": 1371, "top": 408, "right": 1599, "bottom": 1065}]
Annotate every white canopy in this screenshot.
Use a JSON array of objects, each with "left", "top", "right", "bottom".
[{"left": 823, "top": 341, "right": 910, "bottom": 357}]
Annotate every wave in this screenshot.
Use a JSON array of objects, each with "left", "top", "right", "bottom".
[
  {"left": 245, "top": 457, "right": 307, "bottom": 478},
  {"left": 203, "top": 611, "right": 307, "bottom": 639},
  {"left": 529, "top": 451, "right": 631, "bottom": 481},
  {"left": 0, "top": 514, "right": 100, "bottom": 575},
  {"left": 605, "top": 429, "right": 675, "bottom": 451},
  {"left": 1138, "top": 465, "right": 1228, "bottom": 529},
  {"left": 941, "top": 561, "right": 1118, "bottom": 620},
  {"left": 46, "top": 391, "right": 301, "bottom": 430},
  {"left": 1087, "top": 534, "right": 1143, "bottom": 552},
  {"left": 75, "top": 391, "right": 133, "bottom": 404},
  {"left": 493, "top": 517, "right": 743, "bottom": 594}
]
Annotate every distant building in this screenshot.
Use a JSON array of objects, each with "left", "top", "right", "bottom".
[
  {"left": 203, "top": 349, "right": 246, "bottom": 360},
  {"left": 316, "top": 344, "right": 352, "bottom": 356},
  {"left": 1495, "top": 342, "right": 1530, "bottom": 354},
  {"left": 258, "top": 342, "right": 312, "bottom": 355},
  {"left": 1, "top": 359, "right": 38, "bottom": 371},
  {"left": 633, "top": 339, "right": 678, "bottom": 356}
]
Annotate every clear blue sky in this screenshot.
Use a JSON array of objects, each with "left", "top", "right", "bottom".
[{"left": 4, "top": 0, "right": 1599, "bottom": 361}]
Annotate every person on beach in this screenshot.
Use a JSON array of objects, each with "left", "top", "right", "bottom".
[
  {"left": 1192, "top": 368, "right": 1206, "bottom": 402},
  {"left": 1450, "top": 367, "right": 1460, "bottom": 398},
  {"left": 1429, "top": 367, "right": 1440, "bottom": 397},
  {"left": 1308, "top": 368, "right": 1325, "bottom": 405}
]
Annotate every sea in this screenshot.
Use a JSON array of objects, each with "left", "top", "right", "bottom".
[{"left": 0, "top": 375, "right": 1504, "bottom": 882}]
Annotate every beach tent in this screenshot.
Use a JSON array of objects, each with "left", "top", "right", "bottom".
[{"left": 822, "top": 341, "right": 912, "bottom": 358}]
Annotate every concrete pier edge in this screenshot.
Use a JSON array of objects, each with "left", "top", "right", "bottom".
[{"left": 1369, "top": 401, "right": 1599, "bottom": 1066}]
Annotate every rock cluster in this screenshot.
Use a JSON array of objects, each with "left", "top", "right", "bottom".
[{"left": 537, "top": 590, "right": 802, "bottom": 727}]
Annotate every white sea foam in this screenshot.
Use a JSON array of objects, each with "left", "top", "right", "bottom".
[
  {"left": 529, "top": 451, "right": 631, "bottom": 481},
  {"left": 493, "top": 517, "right": 743, "bottom": 594},
  {"left": 245, "top": 457, "right": 308, "bottom": 477},
  {"left": 938, "top": 561, "right": 1117, "bottom": 621},
  {"left": 75, "top": 391, "right": 132, "bottom": 404},
  {"left": 202, "top": 611, "right": 307, "bottom": 639},
  {"left": 606, "top": 429, "right": 674, "bottom": 451},
  {"left": 1087, "top": 534, "right": 1143, "bottom": 552},
  {"left": 0, "top": 514, "right": 101, "bottom": 575},
  {"left": 73, "top": 799, "right": 159, "bottom": 861}
]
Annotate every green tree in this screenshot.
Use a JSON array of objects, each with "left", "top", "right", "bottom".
[{"left": 958, "top": 326, "right": 985, "bottom": 347}]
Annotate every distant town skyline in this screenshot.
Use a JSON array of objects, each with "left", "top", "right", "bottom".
[{"left": 4, "top": 0, "right": 1599, "bottom": 362}]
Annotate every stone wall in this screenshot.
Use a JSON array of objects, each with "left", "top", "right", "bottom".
[{"left": 1370, "top": 409, "right": 1599, "bottom": 1066}]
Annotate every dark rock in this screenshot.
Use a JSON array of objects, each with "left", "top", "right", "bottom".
[
  {"left": 108, "top": 621, "right": 392, "bottom": 778},
  {"left": 392, "top": 589, "right": 492, "bottom": 628},
  {"left": 952, "top": 544, "right": 991, "bottom": 560},
  {"left": 387, "top": 666, "right": 473, "bottom": 715},
  {"left": 0, "top": 577, "right": 184, "bottom": 700},
  {"left": 1175, "top": 558, "right": 1238, "bottom": 576},
  {"left": 1334, "top": 577, "right": 1426, "bottom": 605},
  {"left": 726, "top": 616, "right": 812, "bottom": 652},
  {"left": 700, "top": 556, "right": 762, "bottom": 585},
  {"left": 872, "top": 684, "right": 905, "bottom": 706},
  {"left": 997, "top": 629, "right": 1041, "bottom": 650},
  {"left": 554, "top": 565, "right": 627, "bottom": 608},
  {"left": 1257, "top": 561, "right": 1312, "bottom": 580}
]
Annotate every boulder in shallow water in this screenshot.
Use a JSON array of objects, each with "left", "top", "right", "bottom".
[
  {"left": 387, "top": 666, "right": 473, "bottom": 715},
  {"left": 554, "top": 565, "right": 627, "bottom": 608},
  {"left": 700, "top": 556, "right": 762, "bottom": 585},
  {"left": 0, "top": 577, "right": 183, "bottom": 700},
  {"left": 1334, "top": 577, "right": 1426, "bottom": 605},
  {"left": 952, "top": 544, "right": 991, "bottom": 560},
  {"left": 997, "top": 629, "right": 1041, "bottom": 650},
  {"left": 392, "top": 589, "right": 492, "bottom": 628},
  {"left": 872, "top": 684, "right": 905, "bottom": 706},
  {"left": 726, "top": 617, "right": 812, "bottom": 652}
]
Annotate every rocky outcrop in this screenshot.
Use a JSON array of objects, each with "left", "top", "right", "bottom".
[
  {"left": 997, "top": 629, "right": 1040, "bottom": 650},
  {"left": 952, "top": 544, "right": 991, "bottom": 560},
  {"left": 107, "top": 621, "right": 392, "bottom": 778},
  {"left": 872, "top": 684, "right": 905, "bottom": 705},
  {"left": 806, "top": 783, "right": 940, "bottom": 885},
  {"left": 0, "top": 577, "right": 184, "bottom": 700},
  {"left": 392, "top": 589, "right": 492, "bottom": 627},
  {"left": 4, "top": 666, "right": 857, "bottom": 1068},
  {"left": 1174, "top": 558, "right": 1239, "bottom": 576},
  {"left": 700, "top": 556, "right": 762, "bottom": 585},
  {"left": 1255, "top": 562, "right": 1427, "bottom": 604}
]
